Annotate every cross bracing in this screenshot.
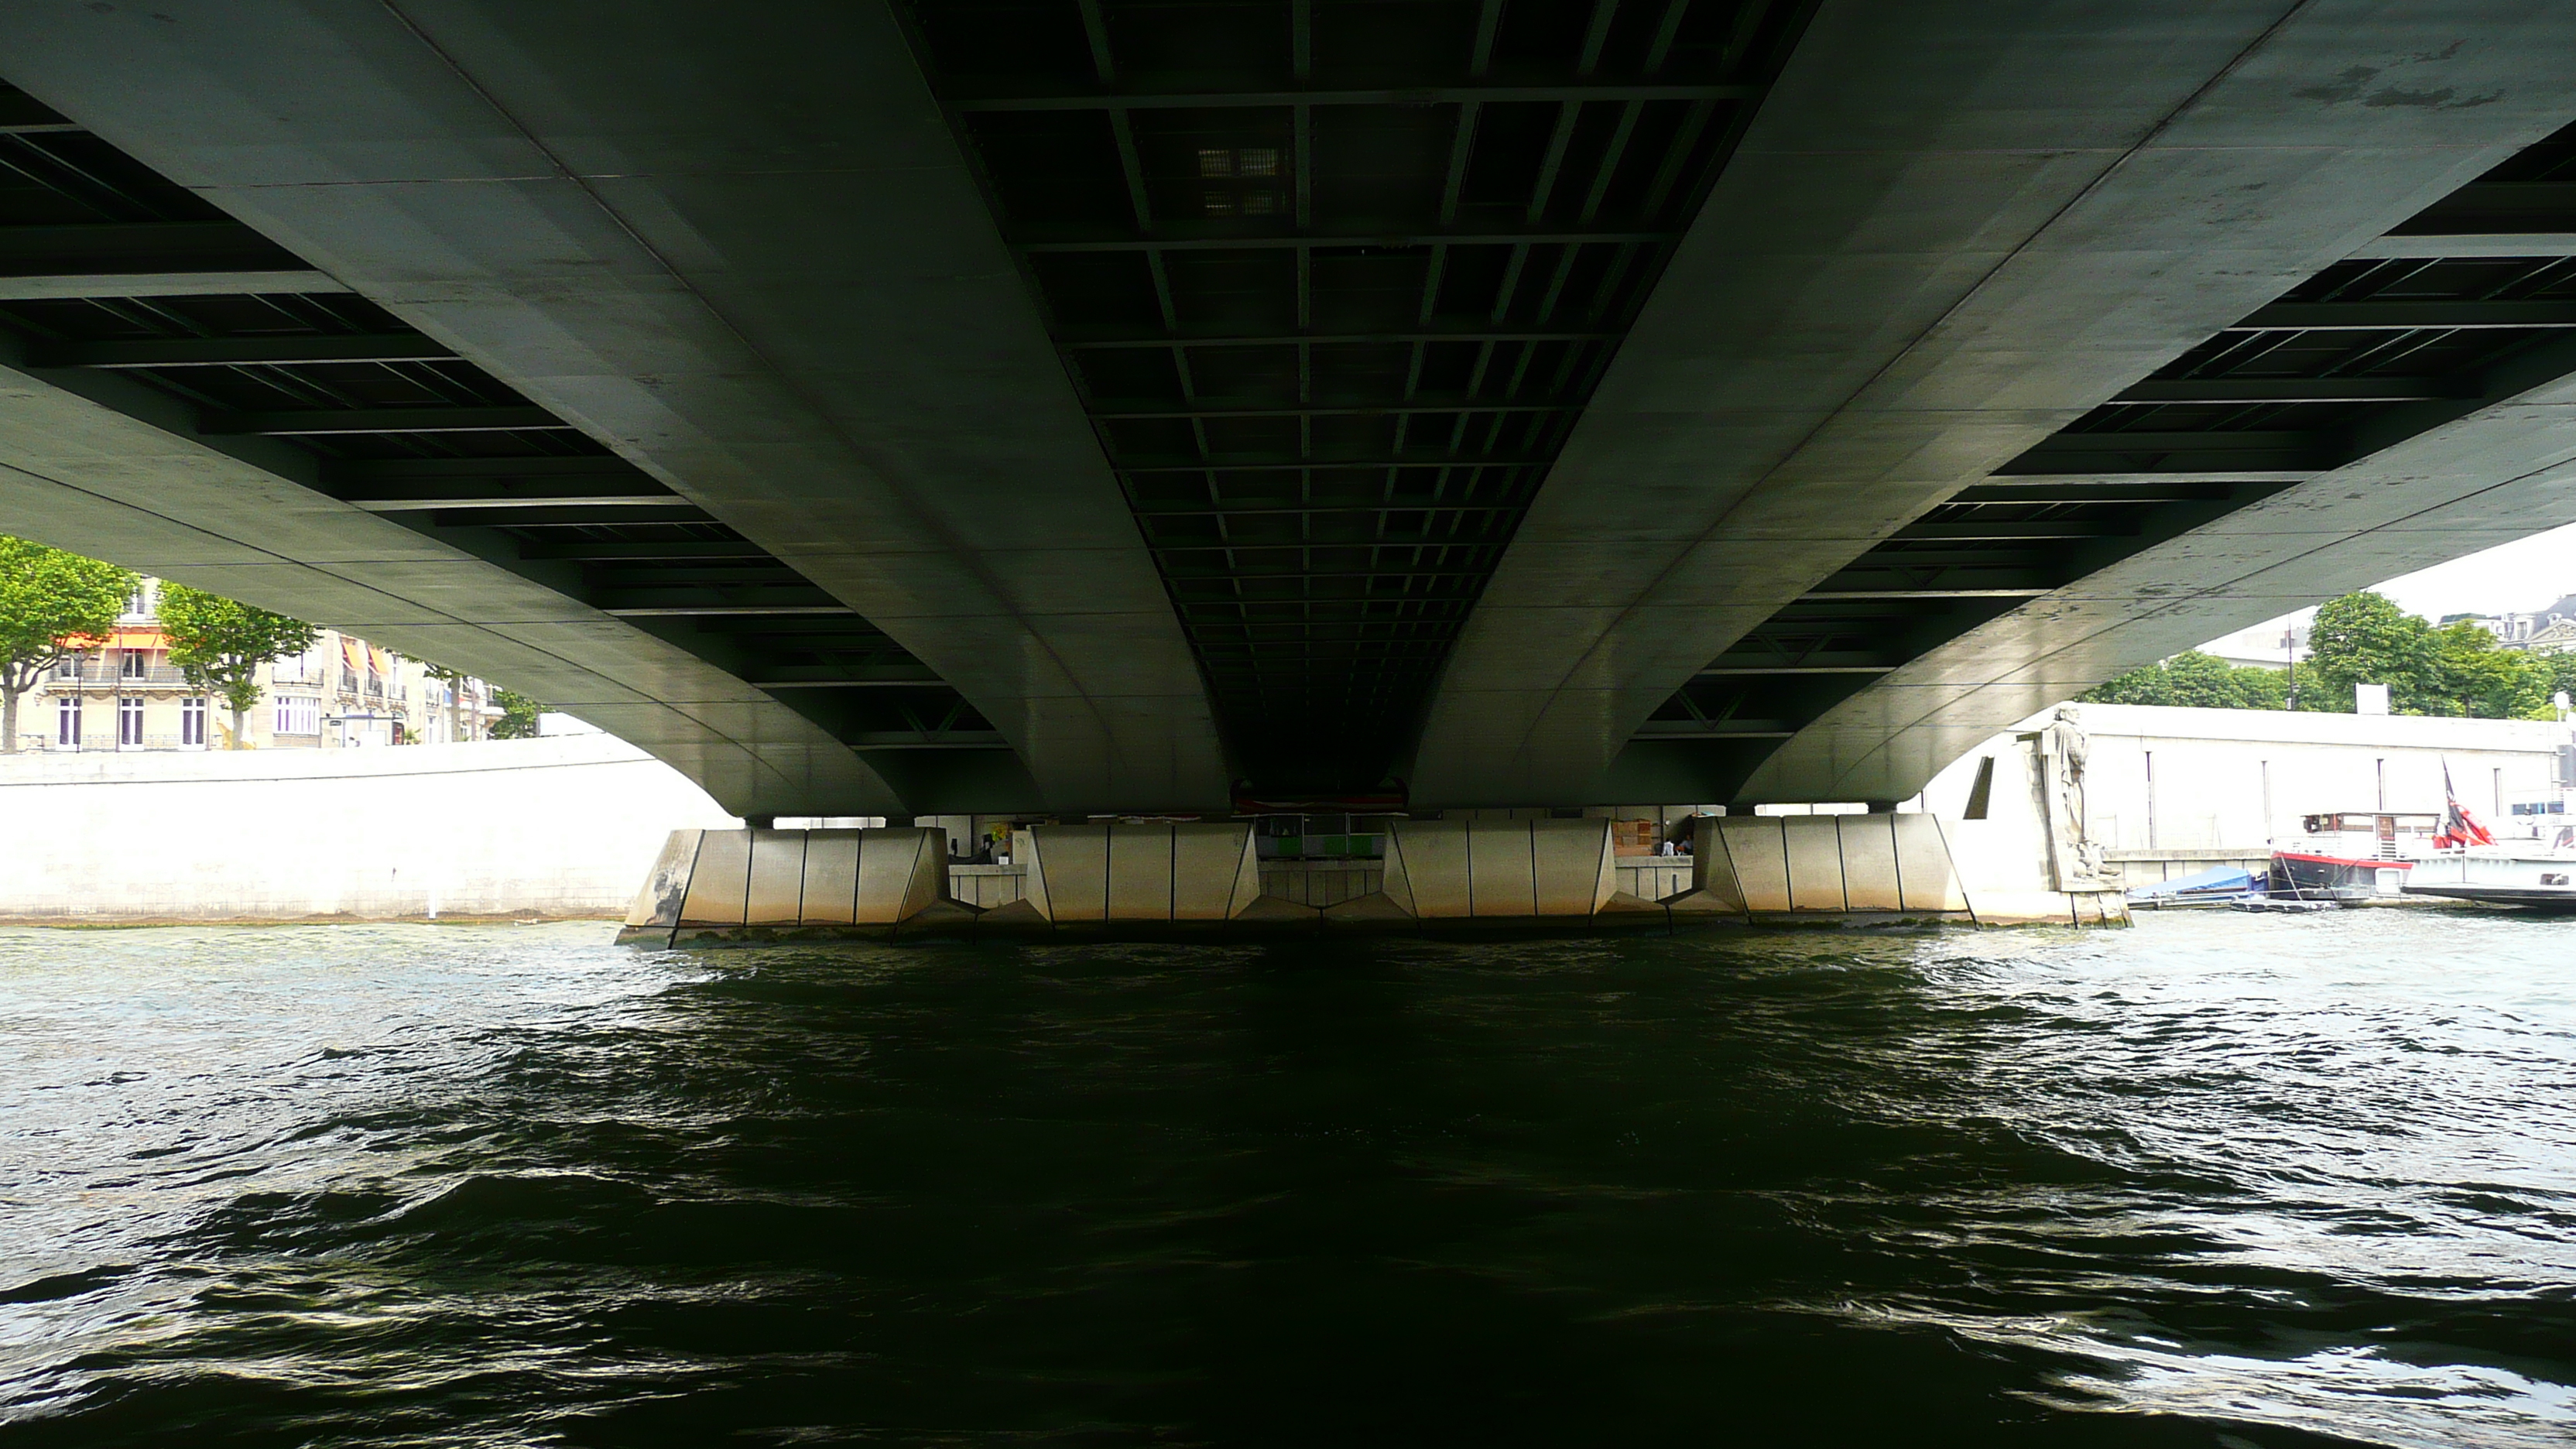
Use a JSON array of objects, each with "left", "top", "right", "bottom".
[
  {"left": 902, "top": 0, "right": 1813, "bottom": 793},
  {"left": 1649, "top": 117, "right": 2576, "bottom": 792},
  {"left": 0, "top": 84, "right": 1000, "bottom": 762}
]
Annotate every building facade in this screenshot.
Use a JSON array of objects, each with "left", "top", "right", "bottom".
[{"left": 12, "top": 579, "right": 500, "bottom": 752}]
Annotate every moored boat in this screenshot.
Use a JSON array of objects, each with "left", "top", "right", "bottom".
[
  {"left": 2392, "top": 762, "right": 2576, "bottom": 910},
  {"left": 2126, "top": 863, "right": 2266, "bottom": 909},
  {"left": 2401, "top": 852, "right": 2576, "bottom": 910},
  {"left": 2270, "top": 849, "right": 2412, "bottom": 903}
]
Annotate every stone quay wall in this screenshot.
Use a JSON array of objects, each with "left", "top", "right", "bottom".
[{"left": 0, "top": 734, "right": 738, "bottom": 922}]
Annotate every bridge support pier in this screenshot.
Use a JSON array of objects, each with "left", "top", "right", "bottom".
[
  {"left": 618, "top": 804, "right": 2126, "bottom": 945},
  {"left": 617, "top": 826, "right": 972, "bottom": 944}
]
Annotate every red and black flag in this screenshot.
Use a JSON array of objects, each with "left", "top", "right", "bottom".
[{"left": 2434, "top": 762, "right": 2495, "bottom": 849}]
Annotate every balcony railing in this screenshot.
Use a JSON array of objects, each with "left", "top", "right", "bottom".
[
  {"left": 51, "top": 665, "right": 197, "bottom": 688},
  {"left": 14, "top": 733, "right": 214, "bottom": 752}
]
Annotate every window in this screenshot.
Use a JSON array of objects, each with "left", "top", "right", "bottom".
[
  {"left": 123, "top": 585, "right": 147, "bottom": 618},
  {"left": 180, "top": 697, "right": 207, "bottom": 747},
  {"left": 119, "top": 648, "right": 148, "bottom": 680},
  {"left": 55, "top": 695, "right": 79, "bottom": 747},
  {"left": 274, "top": 695, "right": 319, "bottom": 735},
  {"left": 118, "top": 696, "right": 145, "bottom": 746}
]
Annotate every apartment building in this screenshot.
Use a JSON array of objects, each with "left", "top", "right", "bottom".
[{"left": 16, "top": 580, "right": 499, "bottom": 752}]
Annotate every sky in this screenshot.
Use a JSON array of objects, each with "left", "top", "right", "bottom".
[{"left": 2195, "top": 519, "right": 2576, "bottom": 658}]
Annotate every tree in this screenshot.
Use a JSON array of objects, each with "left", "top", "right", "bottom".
[
  {"left": 2079, "top": 650, "right": 2290, "bottom": 710},
  {"left": 156, "top": 584, "right": 320, "bottom": 749},
  {"left": 2427, "top": 620, "right": 2549, "bottom": 719},
  {"left": 2523, "top": 649, "right": 2576, "bottom": 718},
  {"left": 0, "top": 536, "right": 136, "bottom": 753},
  {"left": 492, "top": 688, "right": 543, "bottom": 740},
  {"left": 2300, "top": 591, "right": 2440, "bottom": 713}
]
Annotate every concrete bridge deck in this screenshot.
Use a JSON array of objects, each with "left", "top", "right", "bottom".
[{"left": 2, "top": 2, "right": 2574, "bottom": 824}]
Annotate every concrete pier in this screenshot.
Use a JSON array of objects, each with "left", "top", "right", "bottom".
[{"left": 623, "top": 808, "right": 2127, "bottom": 944}]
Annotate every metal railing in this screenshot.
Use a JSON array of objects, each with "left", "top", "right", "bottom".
[
  {"left": 12, "top": 732, "right": 214, "bottom": 752},
  {"left": 50, "top": 665, "right": 197, "bottom": 688}
]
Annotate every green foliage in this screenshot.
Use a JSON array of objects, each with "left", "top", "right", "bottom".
[
  {"left": 491, "top": 689, "right": 543, "bottom": 740},
  {"left": 2427, "top": 620, "right": 2547, "bottom": 718},
  {"left": 2523, "top": 651, "right": 2576, "bottom": 718},
  {"left": 2079, "top": 650, "right": 2289, "bottom": 709},
  {"left": 2300, "top": 591, "right": 2441, "bottom": 712},
  {"left": 0, "top": 536, "right": 137, "bottom": 752},
  {"left": 2080, "top": 593, "right": 2576, "bottom": 720},
  {"left": 156, "top": 583, "right": 321, "bottom": 747}
]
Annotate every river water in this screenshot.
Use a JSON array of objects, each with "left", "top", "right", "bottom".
[{"left": 1, "top": 912, "right": 2570, "bottom": 1447}]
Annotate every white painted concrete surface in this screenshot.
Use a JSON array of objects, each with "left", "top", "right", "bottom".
[
  {"left": 0, "top": 735, "right": 738, "bottom": 921},
  {"left": 1919, "top": 705, "right": 2576, "bottom": 854}
]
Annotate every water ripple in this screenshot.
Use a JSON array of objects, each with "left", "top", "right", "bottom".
[{"left": 1, "top": 911, "right": 2570, "bottom": 1445}]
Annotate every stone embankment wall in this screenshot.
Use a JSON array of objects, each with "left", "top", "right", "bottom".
[{"left": 0, "top": 735, "right": 738, "bottom": 922}]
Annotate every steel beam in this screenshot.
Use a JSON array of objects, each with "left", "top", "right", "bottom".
[
  {"left": 2344, "top": 232, "right": 2576, "bottom": 259},
  {"left": 202, "top": 406, "right": 572, "bottom": 435},
  {"left": 1061, "top": 329, "right": 1617, "bottom": 348},
  {"left": 32, "top": 334, "right": 458, "bottom": 368},
  {"left": 2109, "top": 375, "right": 2466, "bottom": 404},
  {"left": 0, "top": 220, "right": 348, "bottom": 297},
  {"left": 2233, "top": 299, "right": 2576, "bottom": 330},
  {"left": 953, "top": 84, "right": 1759, "bottom": 111},
  {"left": 1019, "top": 226, "right": 1673, "bottom": 253}
]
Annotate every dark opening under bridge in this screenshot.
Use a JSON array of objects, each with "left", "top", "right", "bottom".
[{"left": 7, "top": 0, "right": 2576, "bottom": 827}]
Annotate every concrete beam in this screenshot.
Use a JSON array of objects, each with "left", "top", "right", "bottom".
[
  {"left": 1738, "top": 336, "right": 2576, "bottom": 803},
  {"left": 0, "top": 0, "right": 1231, "bottom": 814},
  {"left": 1407, "top": 0, "right": 2576, "bottom": 807},
  {"left": 0, "top": 344, "right": 904, "bottom": 818}
]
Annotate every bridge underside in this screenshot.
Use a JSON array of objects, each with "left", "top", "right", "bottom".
[{"left": 2, "top": 2, "right": 2575, "bottom": 816}]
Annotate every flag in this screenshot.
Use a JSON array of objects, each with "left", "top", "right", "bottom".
[{"left": 2434, "top": 762, "right": 2494, "bottom": 849}]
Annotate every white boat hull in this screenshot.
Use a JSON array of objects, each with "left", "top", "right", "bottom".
[{"left": 2401, "top": 854, "right": 2576, "bottom": 911}]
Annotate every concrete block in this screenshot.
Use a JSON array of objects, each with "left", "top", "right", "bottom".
[
  {"left": 975, "top": 897, "right": 1053, "bottom": 933},
  {"left": 1173, "top": 822, "right": 1259, "bottom": 919},
  {"left": 1670, "top": 821, "right": 1749, "bottom": 914},
  {"left": 1533, "top": 817, "right": 1617, "bottom": 915},
  {"left": 1236, "top": 893, "right": 1323, "bottom": 924},
  {"left": 1467, "top": 819, "right": 1537, "bottom": 916},
  {"left": 745, "top": 829, "right": 807, "bottom": 924},
  {"left": 1322, "top": 891, "right": 1416, "bottom": 924},
  {"left": 1896, "top": 814, "right": 1971, "bottom": 912},
  {"left": 1010, "top": 821, "right": 1261, "bottom": 923},
  {"left": 1035, "top": 824, "right": 1110, "bottom": 922},
  {"left": 1108, "top": 823, "right": 1174, "bottom": 921},
  {"left": 1389, "top": 820, "right": 1468, "bottom": 917},
  {"left": 1837, "top": 815, "right": 1903, "bottom": 912},
  {"left": 1716, "top": 818, "right": 1792, "bottom": 912},
  {"left": 1012, "top": 828, "right": 1050, "bottom": 919},
  {"left": 1595, "top": 889, "right": 1670, "bottom": 928},
  {"left": 799, "top": 831, "right": 862, "bottom": 925},
  {"left": 678, "top": 828, "right": 754, "bottom": 926},
  {"left": 624, "top": 829, "right": 704, "bottom": 928},
  {"left": 1781, "top": 817, "right": 1847, "bottom": 911},
  {"left": 1381, "top": 817, "right": 1617, "bottom": 920},
  {"left": 863, "top": 827, "right": 948, "bottom": 924}
]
